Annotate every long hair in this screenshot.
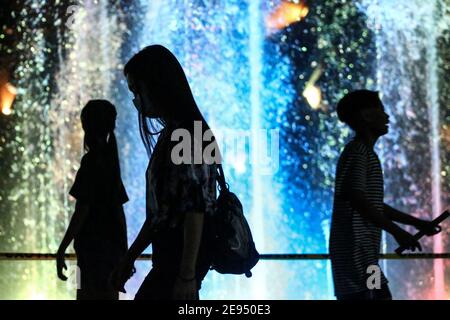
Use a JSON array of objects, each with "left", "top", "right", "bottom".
[
  {"left": 124, "top": 45, "right": 212, "bottom": 157},
  {"left": 81, "top": 99, "right": 123, "bottom": 189}
]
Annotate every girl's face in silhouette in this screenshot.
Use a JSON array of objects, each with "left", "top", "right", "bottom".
[
  {"left": 126, "top": 74, "right": 162, "bottom": 118},
  {"left": 360, "top": 101, "right": 390, "bottom": 137}
]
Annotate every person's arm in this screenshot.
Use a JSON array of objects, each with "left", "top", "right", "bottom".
[
  {"left": 350, "top": 192, "right": 405, "bottom": 234},
  {"left": 56, "top": 201, "right": 89, "bottom": 280},
  {"left": 384, "top": 203, "right": 441, "bottom": 235},
  {"left": 179, "top": 211, "right": 204, "bottom": 280},
  {"left": 59, "top": 155, "right": 92, "bottom": 256},
  {"left": 173, "top": 211, "right": 204, "bottom": 300},
  {"left": 110, "top": 219, "right": 154, "bottom": 293},
  {"left": 384, "top": 204, "right": 423, "bottom": 226},
  {"left": 125, "top": 219, "right": 153, "bottom": 263},
  {"left": 57, "top": 201, "right": 89, "bottom": 254},
  {"left": 349, "top": 191, "right": 421, "bottom": 251},
  {"left": 170, "top": 153, "right": 211, "bottom": 299},
  {"left": 343, "top": 146, "right": 421, "bottom": 251}
]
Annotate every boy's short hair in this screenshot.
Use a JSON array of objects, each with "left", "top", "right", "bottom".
[{"left": 336, "top": 90, "right": 381, "bottom": 130}]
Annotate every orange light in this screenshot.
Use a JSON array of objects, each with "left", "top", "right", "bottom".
[
  {"left": 266, "top": 1, "right": 309, "bottom": 31},
  {"left": 0, "top": 69, "right": 16, "bottom": 116},
  {"left": 443, "top": 125, "right": 450, "bottom": 149},
  {"left": 1, "top": 82, "right": 17, "bottom": 116}
]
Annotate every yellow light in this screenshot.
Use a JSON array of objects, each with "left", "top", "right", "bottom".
[
  {"left": 266, "top": 1, "right": 309, "bottom": 31},
  {"left": 302, "top": 66, "right": 323, "bottom": 110},
  {"left": 303, "top": 84, "right": 322, "bottom": 110},
  {"left": 2, "top": 105, "right": 12, "bottom": 116}
]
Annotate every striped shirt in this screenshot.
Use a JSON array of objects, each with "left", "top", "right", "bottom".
[{"left": 329, "top": 138, "right": 388, "bottom": 296}]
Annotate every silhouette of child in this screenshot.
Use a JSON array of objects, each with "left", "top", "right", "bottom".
[
  {"left": 56, "top": 100, "right": 129, "bottom": 300},
  {"left": 329, "top": 90, "right": 440, "bottom": 300}
]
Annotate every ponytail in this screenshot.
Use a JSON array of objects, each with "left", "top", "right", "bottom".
[{"left": 107, "top": 130, "right": 123, "bottom": 190}]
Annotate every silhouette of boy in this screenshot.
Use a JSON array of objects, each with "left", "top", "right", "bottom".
[{"left": 329, "top": 90, "right": 440, "bottom": 300}]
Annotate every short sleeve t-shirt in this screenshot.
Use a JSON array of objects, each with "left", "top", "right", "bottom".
[
  {"left": 329, "top": 138, "right": 388, "bottom": 296},
  {"left": 69, "top": 151, "right": 128, "bottom": 256},
  {"left": 70, "top": 152, "right": 128, "bottom": 205},
  {"left": 144, "top": 121, "right": 218, "bottom": 279},
  {"left": 145, "top": 121, "right": 218, "bottom": 234}
]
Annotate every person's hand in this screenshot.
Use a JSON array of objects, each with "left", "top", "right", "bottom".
[
  {"left": 110, "top": 257, "right": 135, "bottom": 293},
  {"left": 393, "top": 229, "right": 422, "bottom": 252},
  {"left": 56, "top": 250, "right": 68, "bottom": 281},
  {"left": 415, "top": 220, "right": 441, "bottom": 236},
  {"left": 173, "top": 276, "right": 197, "bottom": 300}
]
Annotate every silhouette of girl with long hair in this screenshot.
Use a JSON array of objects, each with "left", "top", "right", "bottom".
[
  {"left": 111, "top": 45, "right": 219, "bottom": 300},
  {"left": 57, "top": 100, "right": 129, "bottom": 300}
]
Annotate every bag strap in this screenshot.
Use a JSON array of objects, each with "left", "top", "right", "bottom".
[{"left": 217, "top": 164, "right": 229, "bottom": 192}]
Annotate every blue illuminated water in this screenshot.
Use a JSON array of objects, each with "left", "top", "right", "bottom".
[{"left": 1, "top": 0, "right": 448, "bottom": 300}]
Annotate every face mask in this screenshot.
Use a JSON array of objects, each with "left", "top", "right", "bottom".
[
  {"left": 132, "top": 94, "right": 143, "bottom": 113},
  {"left": 135, "top": 94, "right": 157, "bottom": 117}
]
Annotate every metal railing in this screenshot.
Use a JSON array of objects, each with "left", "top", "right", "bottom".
[{"left": 1, "top": 252, "right": 450, "bottom": 261}]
